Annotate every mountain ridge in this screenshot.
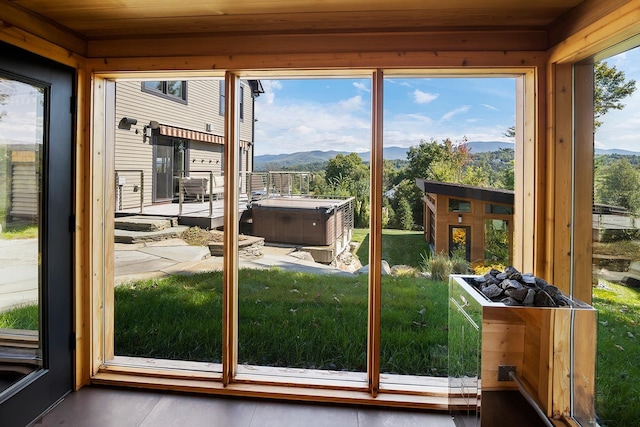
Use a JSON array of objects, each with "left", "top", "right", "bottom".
[{"left": 253, "top": 141, "right": 640, "bottom": 170}]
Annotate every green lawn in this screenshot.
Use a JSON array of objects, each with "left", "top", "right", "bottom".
[
  {"left": 593, "top": 282, "right": 640, "bottom": 427},
  {"left": 0, "top": 304, "right": 38, "bottom": 330},
  {"left": 0, "top": 223, "right": 38, "bottom": 240},
  {"left": 113, "top": 269, "right": 449, "bottom": 376},
  {"left": 354, "top": 228, "right": 428, "bottom": 267}
]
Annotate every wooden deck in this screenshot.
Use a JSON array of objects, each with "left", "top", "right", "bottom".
[{"left": 116, "top": 196, "right": 249, "bottom": 229}]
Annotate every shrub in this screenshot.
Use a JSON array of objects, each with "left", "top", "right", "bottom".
[
  {"left": 395, "top": 197, "right": 415, "bottom": 230},
  {"left": 599, "top": 228, "right": 640, "bottom": 243},
  {"left": 473, "top": 263, "right": 507, "bottom": 275},
  {"left": 429, "top": 252, "right": 452, "bottom": 281},
  {"left": 451, "top": 256, "right": 470, "bottom": 274}
]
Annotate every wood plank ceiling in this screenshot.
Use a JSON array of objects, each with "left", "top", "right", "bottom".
[{"left": 11, "top": 0, "right": 586, "bottom": 40}]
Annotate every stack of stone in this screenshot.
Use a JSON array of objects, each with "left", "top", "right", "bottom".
[{"left": 470, "top": 266, "right": 572, "bottom": 307}]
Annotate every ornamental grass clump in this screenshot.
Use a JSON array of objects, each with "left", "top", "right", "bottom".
[
  {"left": 450, "top": 256, "right": 470, "bottom": 274},
  {"left": 426, "top": 252, "right": 452, "bottom": 281}
]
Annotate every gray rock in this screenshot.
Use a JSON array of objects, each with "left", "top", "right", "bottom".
[
  {"left": 505, "top": 287, "right": 529, "bottom": 302},
  {"left": 523, "top": 288, "right": 536, "bottom": 305},
  {"left": 534, "top": 290, "right": 556, "bottom": 307},
  {"left": 500, "top": 279, "right": 523, "bottom": 290},
  {"left": 482, "top": 283, "right": 504, "bottom": 299},
  {"left": 500, "top": 296, "right": 522, "bottom": 306},
  {"left": 356, "top": 260, "right": 391, "bottom": 275},
  {"left": 521, "top": 273, "right": 537, "bottom": 286}
]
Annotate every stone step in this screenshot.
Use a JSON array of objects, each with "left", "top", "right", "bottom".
[
  {"left": 115, "top": 225, "right": 189, "bottom": 244},
  {"left": 114, "top": 215, "right": 178, "bottom": 232}
]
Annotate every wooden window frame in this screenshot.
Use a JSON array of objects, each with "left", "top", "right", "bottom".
[{"left": 88, "top": 67, "right": 537, "bottom": 408}]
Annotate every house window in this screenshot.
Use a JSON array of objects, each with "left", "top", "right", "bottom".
[
  {"left": 239, "top": 85, "right": 244, "bottom": 121},
  {"left": 449, "top": 198, "right": 471, "bottom": 213},
  {"left": 220, "top": 81, "right": 247, "bottom": 119},
  {"left": 142, "top": 80, "right": 187, "bottom": 103},
  {"left": 219, "top": 80, "right": 225, "bottom": 116},
  {"left": 485, "top": 203, "right": 513, "bottom": 214}
]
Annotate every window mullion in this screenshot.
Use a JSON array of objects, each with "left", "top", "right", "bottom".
[
  {"left": 368, "top": 69, "right": 384, "bottom": 397},
  {"left": 222, "top": 71, "right": 240, "bottom": 386}
]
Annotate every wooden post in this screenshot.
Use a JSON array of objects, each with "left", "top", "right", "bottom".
[
  {"left": 368, "top": 69, "right": 383, "bottom": 397},
  {"left": 222, "top": 71, "right": 240, "bottom": 387}
]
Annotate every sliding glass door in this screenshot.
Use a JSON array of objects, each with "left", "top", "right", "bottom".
[{"left": 0, "top": 42, "right": 74, "bottom": 427}]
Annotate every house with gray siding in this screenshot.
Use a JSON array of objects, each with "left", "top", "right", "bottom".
[{"left": 114, "top": 79, "right": 261, "bottom": 210}]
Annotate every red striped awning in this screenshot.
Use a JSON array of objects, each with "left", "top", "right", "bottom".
[{"left": 158, "top": 124, "right": 251, "bottom": 148}]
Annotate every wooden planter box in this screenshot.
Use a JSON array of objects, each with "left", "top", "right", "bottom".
[{"left": 449, "top": 275, "right": 596, "bottom": 426}]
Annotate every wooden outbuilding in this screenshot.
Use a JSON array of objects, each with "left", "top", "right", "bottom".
[{"left": 417, "top": 179, "right": 514, "bottom": 264}]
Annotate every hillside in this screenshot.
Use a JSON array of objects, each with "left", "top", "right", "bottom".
[{"left": 254, "top": 141, "right": 515, "bottom": 170}]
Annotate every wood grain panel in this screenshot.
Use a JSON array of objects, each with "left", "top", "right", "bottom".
[
  {"left": 9, "top": 0, "right": 581, "bottom": 39},
  {"left": 552, "top": 63, "right": 573, "bottom": 296},
  {"left": 86, "top": 51, "right": 547, "bottom": 74},
  {"left": 481, "top": 319, "right": 525, "bottom": 391},
  {"left": 552, "top": 310, "right": 572, "bottom": 419},
  {"left": 86, "top": 31, "right": 547, "bottom": 59},
  {"left": 572, "top": 63, "right": 594, "bottom": 304}
]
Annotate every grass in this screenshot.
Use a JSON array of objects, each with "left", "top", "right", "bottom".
[
  {"left": 593, "top": 282, "right": 640, "bottom": 427},
  {"left": 593, "top": 240, "right": 640, "bottom": 260},
  {"left": 113, "top": 269, "right": 449, "bottom": 375},
  {"left": 354, "top": 228, "right": 429, "bottom": 267},
  {"left": 0, "top": 223, "right": 38, "bottom": 240},
  {"left": 0, "top": 304, "right": 38, "bottom": 330}
]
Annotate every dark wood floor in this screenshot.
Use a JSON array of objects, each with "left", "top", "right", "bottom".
[{"left": 33, "top": 386, "right": 459, "bottom": 427}]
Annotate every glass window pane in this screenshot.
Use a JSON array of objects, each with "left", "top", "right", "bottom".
[
  {"left": 236, "top": 77, "right": 369, "bottom": 384},
  {"left": 484, "top": 219, "right": 509, "bottom": 264},
  {"left": 166, "top": 81, "right": 184, "bottom": 98},
  {"left": 112, "top": 78, "right": 224, "bottom": 372},
  {"left": 381, "top": 76, "right": 516, "bottom": 400},
  {"left": 591, "top": 48, "right": 640, "bottom": 426},
  {"left": 0, "top": 77, "right": 44, "bottom": 391},
  {"left": 485, "top": 203, "right": 512, "bottom": 214},
  {"left": 143, "top": 81, "right": 163, "bottom": 92},
  {"left": 449, "top": 199, "right": 471, "bottom": 213}
]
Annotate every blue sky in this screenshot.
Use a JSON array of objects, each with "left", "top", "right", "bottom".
[
  {"left": 595, "top": 46, "right": 640, "bottom": 152},
  {"left": 253, "top": 48, "right": 640, "bottom": 155},
  {"left": 254, "top": 77, "right": 516, "bottom": 156}
]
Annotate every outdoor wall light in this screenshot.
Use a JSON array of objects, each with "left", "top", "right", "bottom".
[
  {"left": 118, "top": 117, "right": 137, "bottom": 130},
  {"left": 458, "top": 215, "right": 463, "bottom": 224},
  {"left": 143, "top": 120, "right": 160, "bottom": 142}
]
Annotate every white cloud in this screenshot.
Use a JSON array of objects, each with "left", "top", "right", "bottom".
[
  {"left": 440, "top": 105, "right": 470, "bottom": 122},
  {"left": 338, "top": 95, "right": 364, "bottom": 111},
  {"left": 481, "top": 103, "right": 498, "bottom": 111},
  {"left": 259, "top": 80, "right": 282, "bottom": 106},
  {"left": 254, "top": 94, "right": 371, "bottom": 155},
  {"left": 253, "top": 79, "right": 519, "bottom": 155},
  {"left": 413, "top": 89, "right": 438, "bottom": 104},
  {"left": 352, "top": 82, "right": 370, "bottom": 92}
]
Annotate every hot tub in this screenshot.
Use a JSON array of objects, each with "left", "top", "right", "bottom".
[{"left": 251, "top": 197, "right": 354, "bottom": 247}]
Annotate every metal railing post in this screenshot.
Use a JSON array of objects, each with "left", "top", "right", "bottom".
[
  {"left": 115, "top": 172, "right": 121, "bottom": 211},
  {"left": 139, "top": 171, "right": 144, "bottom": 213},
  {"left": 209, "top": 171, "right": 214, "bottom": 217},
  {"left": 179, "top": 171, "right": 184, "bottom": 216}
]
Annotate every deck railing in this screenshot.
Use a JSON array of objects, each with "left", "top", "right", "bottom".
[
  {"left": 115, "top": 169, "right": 144, "bottom": 213},
  {"left": 246, "top": 171, "right": 312, "bottom": 199},
  {"left": 177, "top": 170, "right": 222, "bottom": 216},
  {"left": 115, "top": 170, "right": 317, "bottom": 216}
]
